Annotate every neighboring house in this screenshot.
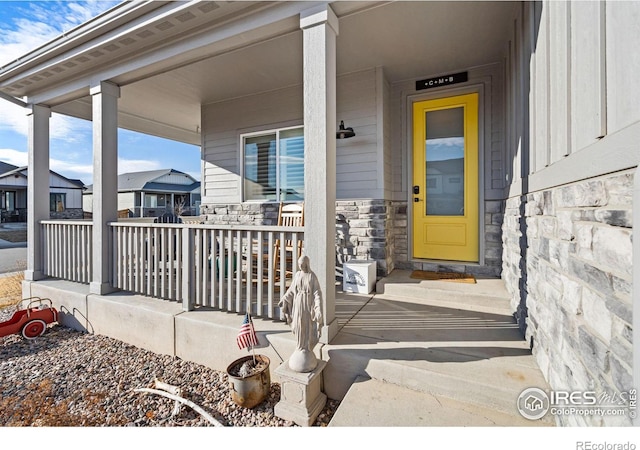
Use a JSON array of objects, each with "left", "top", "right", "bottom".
[
  {"left": 0, "top": 160, "right": 85, "bottom": 222},
  {"left": 0, "top": 1, "right": 637, "bottom": 427},
  {"left": 83, "top": 168, "right": 201, "bottom": 218}
]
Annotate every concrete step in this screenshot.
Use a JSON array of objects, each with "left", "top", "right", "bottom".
[
  {"left": 329, "top": 376, "right": 552, "bottom": 426},
  {"left": 324, "top": 287, "right": 554, "bottom": 426},
  {"left": 375, "top": 269, "right": 513, "bottom": 316},
  {"left": 324, "top": 332, "right": 552, "bottom": 422}
]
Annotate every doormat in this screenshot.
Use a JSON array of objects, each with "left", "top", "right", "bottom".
[{"left": 410, "top": 270, "right": 476, "bottom": 284}]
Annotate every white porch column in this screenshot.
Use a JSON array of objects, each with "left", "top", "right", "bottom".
[
  {"left": 140, "top": 191, "right": 145, "bottom": 217},
  {"left": 25, "top": 104, "right": 51, "bottom": 281},
  {"left": 90, "top": 81, "right": 120, "bottom": 295},
  {"left": 301, "top": 5, "right": 338, "bottom": 344}
]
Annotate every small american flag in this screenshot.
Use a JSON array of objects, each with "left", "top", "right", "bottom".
[{"left": 236, "top": 313, "right": 259, "bottom": 350}]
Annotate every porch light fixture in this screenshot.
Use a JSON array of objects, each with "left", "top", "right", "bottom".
[{"left": 336, "top": 120, "right": 355, "bottom": 139}]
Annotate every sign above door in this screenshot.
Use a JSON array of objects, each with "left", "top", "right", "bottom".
[{"left": 416, "top": 72, "right": 468, "bottom": 91}]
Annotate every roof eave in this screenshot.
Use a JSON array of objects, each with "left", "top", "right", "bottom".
[{"left": 0, "top": 1, "right": 168, "bottom": 79}]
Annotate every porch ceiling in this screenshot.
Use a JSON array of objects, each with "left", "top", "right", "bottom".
[{"left": 0, "top": 1, "right": 518, "bottom": 146}]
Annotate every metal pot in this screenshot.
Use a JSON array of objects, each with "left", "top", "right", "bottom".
[{"left": 226, "top": 355, "right": 270, "bottom": 408}]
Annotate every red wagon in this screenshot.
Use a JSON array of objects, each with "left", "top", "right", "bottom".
[{"left": 0, "top": 297, "right": 58, "bottom": 339}]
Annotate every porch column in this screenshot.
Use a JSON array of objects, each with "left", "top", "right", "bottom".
[
  {"left": 25, "top": 104, "right": 51, "bottom": 281},
  {"left": 140, "top": 191, "right": 145, "bottom": 217},
  {"left": 90, "top": 81, "right": 120, "bottom": 295},
  {"left": 301, "top": 5, "right": 338, "bottom": 344}
]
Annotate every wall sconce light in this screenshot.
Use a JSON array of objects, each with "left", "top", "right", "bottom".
[{"left": 336, "top": 120, "right": 355, "bottom": 139}]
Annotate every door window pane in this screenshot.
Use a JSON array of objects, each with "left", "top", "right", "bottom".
[{"left": 425, "top": 107, "right": 465, "bottom": 216}]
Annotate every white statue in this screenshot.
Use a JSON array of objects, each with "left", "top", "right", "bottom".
[{"left": 278, "top": 255, "right": 323, "bottom": 372}]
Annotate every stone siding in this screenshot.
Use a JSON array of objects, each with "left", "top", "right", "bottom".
[
  {"left": 202, "top": 200, "right": 393, "bottom": 278},
  {"left": 502, "top": 170, "right": 634, "bottom": 426},
  {"left": 335, "top": 200, "right": 392, "bottom": 277},
  {"left": 49, "top": 208, "right": 84, "bottom": 220},
  {"left": 392, "top": 200, "right": 503, "bottom": 278},
  {"left": 202, "top": 199, "right": 504, "bottom": 280},
  {"left": 201, "top": 203, "right": 280, "bottom": 226}
]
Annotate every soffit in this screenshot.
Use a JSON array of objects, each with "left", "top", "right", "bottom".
[
  {"left": 0, "top": 1, "right": 273, "bottom": 99},
  {"left": 102, "top": 1, "right": 517, "bottom": 142},
  {"left": 0, "top": 1, "right": 519, "bottom": 145}
]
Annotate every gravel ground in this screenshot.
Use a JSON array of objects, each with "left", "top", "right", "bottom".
[{"left": 0, "top": 320, "right": 340, "bottom": 427}]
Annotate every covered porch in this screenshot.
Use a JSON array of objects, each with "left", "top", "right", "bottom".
[
  {"left": 4, "top": 0, "right": 520, "bottom": 342},
  {"left": 1, "top": 0, "right": 539, "bottom": 420}
]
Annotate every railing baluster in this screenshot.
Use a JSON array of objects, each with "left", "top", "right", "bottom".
[
  {"left": 163, "top": 227, "right": 168, "bottom": 300},
  {"left": 118, "top": 226, "right": 124, "bottom": 289},
  {"left": 81, "top": 225, "right": 86, "bottom": 282},
  {"left": 181, "top": 226, "right": 194, "bottom": 311},
  {"left": 212, "top": 230, "right": 222, "bottom": 308},
  {"left": 235, "top": 230, "right": 242, "bottom": 313},
  {"left": 256, "top": 231, "right": 263, "bottom": 317},
  {"left": 279, "top": 231, "right": 286, "bottom": 310},
  {"left": 43, "top": 224, "right": 49, "bottom": 276},
  {"left": 201, "top": 228, "right": 209, "bottom": 307},
  {"left": 168, "top": 228, "right": 174, "bottom": 301},
  {"left": 55, "top": 223, "right": 60, "bottom": 278},
  {"left": 226, "top": 229, "right": 233, "bottom": 311},
  {"left": 125, "top": 226, "right": 132, "bottom": 291},
  {"left": 153, "top": 227, "right": 159, "bottom": 298},
  {"left": 267, "top": 231, "right": 274, "bottom": 319},
  {"left": 176, "top": 226, "right": 182, "bottom": 302},
  {"left": 218, "top": 229, "right": 224, "bottom": 310},
  {"left": 52, "top": 223, "right": 56, "bottom": 277},
  {"left": 246, "top": 230, "right": 252, "bottom": 315},
  {"left": 194, "top": 228, "right": 202, "bottom": 305}
]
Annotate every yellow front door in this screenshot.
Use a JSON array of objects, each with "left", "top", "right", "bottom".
[{"left": 412, "top": 93, "right": 479, "bottom": 262}]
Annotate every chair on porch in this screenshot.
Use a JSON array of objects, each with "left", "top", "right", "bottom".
[
  {"left": 272, "top": 202, "right": 304, "bottom": 280},
  {"left": 250, "top": 202, "right": 304, "bottom": 284}
]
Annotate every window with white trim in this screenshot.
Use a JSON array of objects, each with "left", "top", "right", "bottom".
[{"left": 243, "top": 126, "right": 304, "bottom": 202}]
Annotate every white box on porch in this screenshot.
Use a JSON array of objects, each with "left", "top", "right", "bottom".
[{"left": 343, "top": 260, "right": 377, "bottom": 294}]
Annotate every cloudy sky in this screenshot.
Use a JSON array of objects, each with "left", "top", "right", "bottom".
[{"left": 0, "top": 0, "right": 201, "bottom": 185}]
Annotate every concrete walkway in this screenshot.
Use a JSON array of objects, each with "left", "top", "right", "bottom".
[
  {"left": 0, "top": 222, "right": 27, "bottom": 274},
  {"left": 325, "top": 270, "right": 554, "bottom": 426}
]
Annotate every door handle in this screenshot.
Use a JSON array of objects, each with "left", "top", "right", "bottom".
[
  {"left": 414, "top": 197, "right": 422, "bottom": 202},
  {"left": 413, "top": 185, "right": 420, "bottom": 195}
]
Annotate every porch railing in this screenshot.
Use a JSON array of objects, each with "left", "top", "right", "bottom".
[
  {"left": 110, "top": 222, "right": 303, "bottom": 319},
  {"left": 39, "top": 221, "right": 303, "bottom": 319},
  {"left": 42, "top": 220, "right": 93, "bottom": 283}
]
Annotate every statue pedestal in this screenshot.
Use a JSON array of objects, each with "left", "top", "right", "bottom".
[{"left": 274, "top": 359, "right": 327, "bottom": 426}]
